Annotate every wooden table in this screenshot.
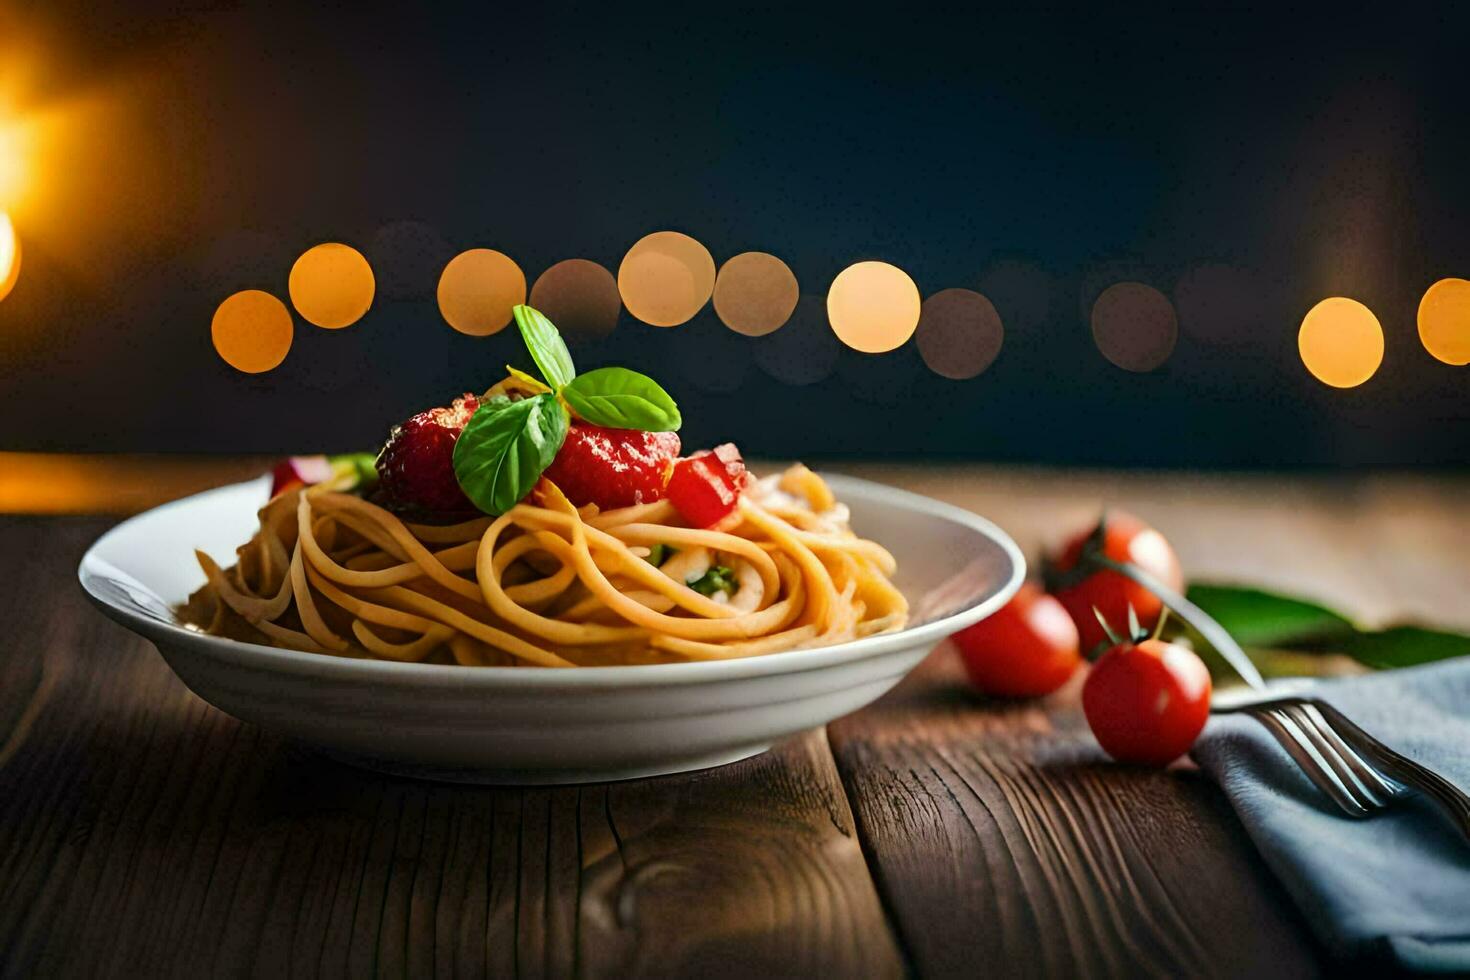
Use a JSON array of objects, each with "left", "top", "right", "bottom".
[{"left": 3, "top": 459, "right": 1467, "bottom": 978}]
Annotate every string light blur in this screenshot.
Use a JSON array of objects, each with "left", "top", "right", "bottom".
[
  {"left": 1298, "top": 297, "right": 1383, "bottom": 388},
  {"left": 1090, "top": 282, "right": 1177, "bottom": 372},
  {"left": 288, "top": 243, "right": 375, "bottom": 329},
  {"left": 0, "top": 212, "right": 19, "bottom": 303},
  {"left": 530, "top": 259, "right": 621, "bottom": 339},
  {"left": 712, "top": 252, "right": 799, "bottom": 336},
  {"left": 618, "top": 231, "right": 716, "bottom": 327},
  {"left": 916, "top": 288, "right": 1004, "bottom": 379},
  {"left": 212, "top": 290, "right": 294, "bottom": 374},
  {"left": 437, "top": 248, "right": 526, "bottom": 336},
  {"left": 827, "top": 261, "right": 921, "bottom": 353},
  {"left": 1417, "top": 278, "right": 1470, "bottom": 366}
]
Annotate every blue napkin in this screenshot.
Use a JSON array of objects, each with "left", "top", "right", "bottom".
[{"left": 1192, "top": 659, "right": 1470, "bottom": 973}]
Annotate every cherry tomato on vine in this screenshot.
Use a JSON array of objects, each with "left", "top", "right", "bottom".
[
  {"left": 953, "top": 583, "right": 1082, "bottom": 697},
  {"left": 1082, "top": 639, "right": 1211, "bottom": 766},
  {"left": 1049, "top": 512, "right": 1184, "bottom": 654}
]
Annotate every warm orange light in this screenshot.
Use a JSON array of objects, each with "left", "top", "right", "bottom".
[
  {"left": 916, "top": 288, "right": 1004, "bottom": 379},
  {"left": 0, "top": 212, "right": 19, "bottom": 303},
  {"left": 1091, "top": 282, "right": 1177, "bottom": 372},
  {"left": 827, "top": 261, "right": 921, "bottom": 353},
  {"left": 618, "top": 231, "right": 716, "bottom": 327},
  {"left": 437, "top": 248, "right": 527, "bottom": 336},
  {"left": 0, "top": 124, "right": 23, "bottom": 209},
  {"left": 1417, "top": 278, "right": 1470, "bottom": 366},
  {"left": 529, "top": 259, "right": 621, "bottom": 339},
  {"left": 287, "top": 243, "right": 375, "bottom": 329},
  {"left": 1298, "top": 296, "right": 1383, "bottom": 388},
  {"left": 712, "top": 252, "right": 800, "bottom": 336},
  {"left": 212, "top": 290, "right": 294, "bottom": 374}
]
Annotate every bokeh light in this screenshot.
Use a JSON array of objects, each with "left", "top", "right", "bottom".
[
  {"left": 1090, "top": 282, "right": 1177, "bottom": 372},
  {"left": 288, "top": 243, "right": 375, "bottom": 329},
  {"left": 0, "top": 212, "right": 20, "bottom": 303},
  {"left": 915, "top": 288, "right": 1004, "bottom": 379},
  {"left": 1298, "top": 296, "right": 1384, "bottom": 388},
  {"left": 437, "top": 248, "right": 527, "bottom": 336},
  {"left": 712, "top": 252, "right": 799, "bottom": 336},
  {"left": 0, "top": 125, "right": 23, "bottom": 210},
  {"left": 211, "top": 290, "right": 293, "bottom": 374},
  {"left": 530, "top": 259, "right": 621, "bottom": 339},
  {"left": 618, "top": 231, "right": 716, "bottom": 327},
  {"left": 827, "top": 261, "right": 921, "bottom": 353},
  {"left": 1417, "top": 278, "right": 1470, "bottom": 366}
]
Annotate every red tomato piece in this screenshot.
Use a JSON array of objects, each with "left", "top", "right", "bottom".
[
  {"left": 1050, "top": 511, "right": 1185, "bottom": 654},
  {"left": 270, "top": 455, "right": 333, "bottom": 497},
  {"left": 1082, "top": 638, "right": 1212, "bottom": 766},
  {"left": 953, "top": 582, "right": 1082, "bottom": 697},
  {"left": 666, "top": 443, "right": 748, "bottom": 527}
]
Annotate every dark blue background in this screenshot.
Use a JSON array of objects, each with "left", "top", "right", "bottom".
[{"left": 2, "top": 2, "right": 1467, "bottom": 467}]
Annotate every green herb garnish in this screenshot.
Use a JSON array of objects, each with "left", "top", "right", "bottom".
[
  {"left": 647, "top": 543, "right": 675, "bottom": 567},
  {"left": 451, "top": 393, "right": 568, "bottom": 515},
  {"left": 451, "top": 305, "right": 683, "bottom": 515},
  {"left": 563, "top": 367, "right": 682, "bottom": 432},
  {"left": 687, "top": 565, "right": 738, "bottom": 597},
  {"left": 512, "top": 305, "right": 576, "bottom": 390}
]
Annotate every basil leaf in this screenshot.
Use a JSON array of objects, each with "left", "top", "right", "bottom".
[
  {"left": 1185, "top": 583, "right": 1356, "bottom": 648},
  {"left": 512, "top": 305, "right": 575, "bottom": 389},
  {"left": 647, "top": 543, "right": 674, "bottom": 567},
  {"left": 452, "top": 393, "right": 568, "bottom": 515},
  {"left": 562, "top": 367, "right": 682, "bottom": 432}
]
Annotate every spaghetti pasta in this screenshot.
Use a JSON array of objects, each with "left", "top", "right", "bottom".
[{"left": 180, "top": 466, "right": 907, "bottom": 667}]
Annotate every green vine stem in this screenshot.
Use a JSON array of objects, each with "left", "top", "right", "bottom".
[{"left": 1087, "top": 553, "right": 1268, "bottom": 691}]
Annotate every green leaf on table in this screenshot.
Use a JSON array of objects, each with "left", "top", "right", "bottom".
[
  {"left": 451, "top": 393, "right": 568, "bottom": 515},
  {"left": 1182, "top": 582, "right": 1470, "bottom": 674},
  {"left": 1340, "top": 626, "right": 1470, "bottom": 670},
  {"left": 562, "top": 366, "right": 682, "bottom": 432},
  {"left": 1185, "top": 583, "right": 1356, "bottom": 648},
  {"left": 512, "top": 305, "right": 576, "bottom": 389}
]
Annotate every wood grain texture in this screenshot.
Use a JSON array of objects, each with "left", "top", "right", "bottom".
[
  {"left": 828, "top": 651, "right": 1323, "bottom": 979},
  {"left": 0, "top": 518, "right": 901, "bottom": 980}
]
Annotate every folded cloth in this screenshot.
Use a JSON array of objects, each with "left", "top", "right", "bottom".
[{"left": 1192, "top": 659, "right": 1470, "bottom": 973}]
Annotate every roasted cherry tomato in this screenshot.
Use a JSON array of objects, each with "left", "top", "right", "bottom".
[
  {"left": 1082, "top": 639, "right": 1211, "bottom": 766},
  {"left": 953, "top": 583, "right": 1081, "bottom": 697},
  {"left": 1050, "top": 511, "right": 1184, "bottom": 654}
]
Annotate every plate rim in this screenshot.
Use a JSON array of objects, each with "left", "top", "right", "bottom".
[{"left": 79, "top": 471, "right": 1025, "bottom": 688}]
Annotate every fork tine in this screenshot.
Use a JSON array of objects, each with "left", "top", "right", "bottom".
[
  {"left": 1309, "top": 698, "right": 1470, "bottom": 840},
  {"left": 1295, "top": 702, "right": 1403, "bottom": 802},
  {"left": 1282, "top": 704, "right": 1391, "bottom": 810},
  {"left": 1249, "top": 706, "right": 1371, "bottom": 817}
]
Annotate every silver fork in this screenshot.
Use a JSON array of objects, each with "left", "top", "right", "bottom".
[
  {"left": 1216, "top": 693, "right": 1470, "bottom": 839},
  {"left": 1241, "top": 698, "right": 1405, "bottom": 817}
]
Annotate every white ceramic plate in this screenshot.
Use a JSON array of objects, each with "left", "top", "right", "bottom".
[{"left": 80, "top": 473, "right": 1024, "bottom": 784}]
